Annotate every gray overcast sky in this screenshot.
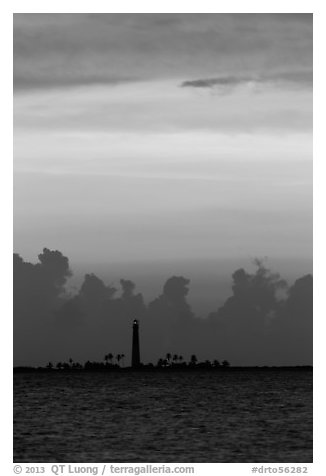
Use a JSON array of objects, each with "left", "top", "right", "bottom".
[{"left": 14, "top": 14, "right": 312, "bottom": 281}]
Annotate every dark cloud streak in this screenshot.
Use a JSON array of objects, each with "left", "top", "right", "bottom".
[{"left": 181, "top": 70, "right": 312, "bottom": 90}]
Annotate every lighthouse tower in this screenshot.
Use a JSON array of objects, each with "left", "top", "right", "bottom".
[{"left": 132, "top": 319, "right": 141, "bottom": 368}]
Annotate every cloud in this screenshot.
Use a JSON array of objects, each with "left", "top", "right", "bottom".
[
  {"left": 14, "top": 13, "right": 312, "bottom": 91},
  {"left": 181, "top": 70, "right": 312, "bottom": 91},
  {"left": 13, "top": 248, "right": 312, "bottom": 366},
  {"left": 14, "top": 79, "right": 312, "bottom": 137}
]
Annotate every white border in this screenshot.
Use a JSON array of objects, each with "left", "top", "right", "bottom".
[{"left": 3, "top": 2, "right": 323, "bottom": 472}]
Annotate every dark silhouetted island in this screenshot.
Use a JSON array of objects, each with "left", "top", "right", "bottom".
[{"left": 14, "top": 318, "right": 312, "bottom": 373}]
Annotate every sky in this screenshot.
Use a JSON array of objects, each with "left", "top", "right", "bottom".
[{"left": 13, "top": 13, "right": 312, "bottom": 304}]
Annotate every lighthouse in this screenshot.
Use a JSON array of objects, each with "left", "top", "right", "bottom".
[{"left": 132, "top": 319, "right": 141, "bottom": 368}]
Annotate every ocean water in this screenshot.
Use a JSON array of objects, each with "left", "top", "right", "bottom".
[{"left": 13, "top": 369, "right": 312, "bottom": 462}]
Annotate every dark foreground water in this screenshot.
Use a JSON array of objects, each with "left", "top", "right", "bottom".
[{"left": 14, "top": 369, "right": 312, "bottom": 462}]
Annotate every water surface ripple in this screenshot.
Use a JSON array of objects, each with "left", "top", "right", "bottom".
[{"left": 14, "top": 369, "right": 312, "bottom": 462}]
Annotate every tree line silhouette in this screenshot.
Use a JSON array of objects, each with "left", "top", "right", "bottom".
[
  {"left": 26, "top": 353, "right": 231, "bottom": 371},
  {"left": 13, "top": 248, "right": 312, "bottom": 367}
]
